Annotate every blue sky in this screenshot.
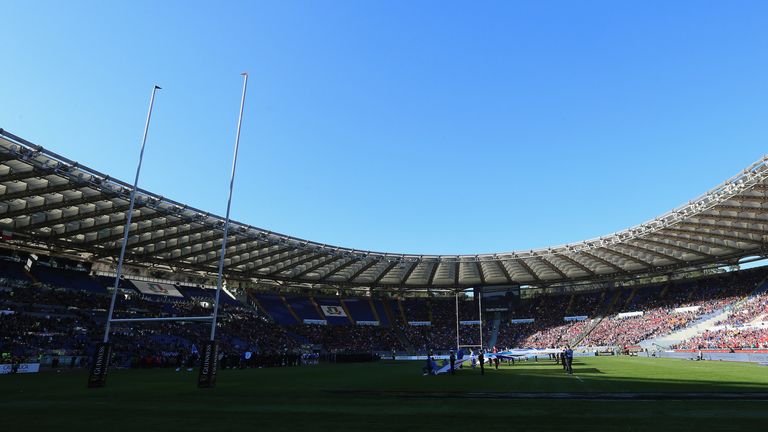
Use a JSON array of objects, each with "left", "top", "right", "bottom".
[{"left": 2, "top": 1, "right": 768, "bottom": 255}]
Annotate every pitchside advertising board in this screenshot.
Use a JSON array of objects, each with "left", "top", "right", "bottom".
[
  {"left": 0, "top": 363, "right": 40, "bottom": 374},
  {"left": 16, "top": 363, "right": 40, "bottom": 373}
]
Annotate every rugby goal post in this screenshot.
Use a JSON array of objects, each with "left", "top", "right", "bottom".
[
  {"left": 89, "top": 74, "right": 249, "bottom": 390},
  {"left": 454, "top": 289, "right": 484, "bottom": 351}
]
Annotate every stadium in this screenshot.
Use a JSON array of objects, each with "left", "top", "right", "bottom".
[
  {"left": 4, "top": 3, "right": 768, "bottom": 431},
  {"left": 3, "top": 129, "right": 768, "bottom": 428}
]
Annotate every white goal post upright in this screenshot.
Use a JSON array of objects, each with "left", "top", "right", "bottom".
[
  {"left": 88, "top": 85, "right": 163, "bottom": 389},
  {"left": 479, "top": 288, "right": 484, "bottom": 349},
  {"left": 455, "top": 291, "right": 459, "bottom": 350},
  {"left": 102, "top": 85, "right": 161, "bottom": 344},
  {"left": 199, "top": 72, "right": 249, "bottom": 389},
  {"left": 210, "top": 72, "right": 248, "bottom": 342}
]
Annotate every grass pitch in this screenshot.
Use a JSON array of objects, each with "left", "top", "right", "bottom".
[{"left": 2, "top": 356, "right": 768, "bottom": 431}]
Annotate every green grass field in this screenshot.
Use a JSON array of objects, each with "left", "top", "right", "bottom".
[{"left": 2, "top": 357, "right": 768, "bottom": 431}]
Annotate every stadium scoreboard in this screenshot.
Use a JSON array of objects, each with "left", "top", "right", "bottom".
[{"left": 476, "top": 285, "right": 520, "bottom": 312}]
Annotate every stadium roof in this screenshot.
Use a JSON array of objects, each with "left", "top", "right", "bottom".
[{"left": 1, "top": 128, "right": 768, "bottom": 290}]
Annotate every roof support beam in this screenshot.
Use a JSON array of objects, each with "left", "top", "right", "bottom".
[
  {"left": 180, "top": 236, "right": 257, "bottom": 264},
  {"left": 426, "top": 261, "right": 440, "bottom": 285},
  {"left": 599, "top": 248, "right": 654, "bottom": 269},
  {"left": 348, "top": 259, "right": 379, "bottom": 283},
  {"left": 677, "top": 221, "right": 768, "bottom": 238},
  {"left": 474, "top": 261, "right": 487, "bottom": 285},
  {"left": 247, "top": 250, "right": 313, "bottom": 272},
  {"left": 52, "top": 211, "right": 161, "bottom": 240},
  {"left": 663, "top": 227, "right": 762, "bottom": 246},
  {"left": 224, "top": 245, "right": 292, "bottom": 269},
  {"left": 372, "top": 261, "right": 399, "bottom": 286},
  {"left": 516, "top": 258, "right": 541, "bottom": 282},
  {"left": 581, "top": 250, "right": 625, "bottom": 273},
  {"left": 318, "top": 257, "right": 360, "bottom": 282},
  {"left": 291, "top": 255, "right": 346, "bottom": 279},
  {"left": 727, "top": 194, "right": 768, "bottom": 204},
  {"left": 78, "top": 215, "right": 188, "bottom": 247},
  {"left": 124, "top": 224, "right": 215, "bottom": 256},
  {"left": 554, "top": 254, "right": 597, "bottom": 277},
  {"left": 400, "top": 261, "right": 419, "bottom": 285},
  {"left": 613, "top": 242, "right": 687, "bottom": 264},
  {"left": 697, "top": 211, "right": 768, "bottom": 223},
  {"left": 537, "top": 256, "right": 568, "bottom": 279},
  {"left": 263, "top": 253, "right": 325, "bottom": 277},
  {"left": 494, "top": 260, "right": 514, "bottom": 283},
  {"left": 712, "top": 204, "right": 768, "bottom": 214},
  {"left": 634, "top": 237, "right": 712, "bottom": 257},
  {"left": 650, "top": 232, "right": 739, "bottom": 252},
  {"left": 454, "top": 261, "right": 460, "bottom": 286}
]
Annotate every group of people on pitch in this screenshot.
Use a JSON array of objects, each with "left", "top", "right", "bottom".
[
  {"left": 422, "top": 348, "right": 503, "bottom": 376},
  {"left": 555, "top": 345, "right": 574, "bottom": 374}
]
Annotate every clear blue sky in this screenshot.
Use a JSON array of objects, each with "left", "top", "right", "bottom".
[{"left": 2, "top": 1, "right": 767, "bottom": 255}]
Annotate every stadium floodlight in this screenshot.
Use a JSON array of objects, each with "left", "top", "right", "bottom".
[
  {"left": 198, "top": 72, "right": 249, "bottom": 389},
  {"left": 88, "top": 85, "right": 162, "bottom": 389}
]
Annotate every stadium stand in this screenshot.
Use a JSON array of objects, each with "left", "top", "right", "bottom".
[
  {"left": 372, "top": 298, "right": 392, "bottom": 327},
  {"left": 285, "top": 296, "right": 323, "bottom": 322},
  {"left": 252, "top": 293, "right": 298, "bottom": 325},
  {"left": 0, "top": 258, "right": 32, "bottom": 282},
  {"left": 3, "top": 130, "right": 768, "bottom": 371},
  {"left": 33, "top": 265, "right": 106, "bottom": 293},
  {"left": 3, "top": 243, "right": 768, "bottom": 371},
  {"left": 674, "top": 327, "right": 768, "bottom": 350},
  {"left": 341, "top": 298, "right": 377, "bottom": 323}
]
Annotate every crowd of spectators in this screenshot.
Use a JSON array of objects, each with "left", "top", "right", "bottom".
[
  {"left": 675, "top": 327, "right": 768, "bottom": 350},
  {"left": 290, "top": 323, "right": 403, "bottom": 352},
  {"left": 394, "top": 297, "right": 490, "bottom": 351},
  {"left": 583, "top": 310, "right": 696, "bottom": 347},
  {"left": 0, "top": 280, "right": 303, "bottom": 368},
  {"left": 715, "top": 291, "right": 768, "bottom": 327},
  {"left": 492, "top": 268, "right": 768, "bottom": 349},
  {"left": 4, "top": 260, "right": 768, "bottom": 368},
  {"left": 672, "top": 289, "right": 768, "bottom": 350},
  {"left": 493, "top": 293, "right": 596, "bottom": 348}
]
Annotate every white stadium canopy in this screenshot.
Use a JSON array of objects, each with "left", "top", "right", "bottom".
[{"left": 1, "top": 129, "right": 767, "bottom": 289}]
